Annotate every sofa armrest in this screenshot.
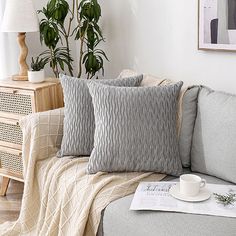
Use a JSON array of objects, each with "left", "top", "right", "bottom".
[{"left": 19, "top": 108, "right": 64, "bottom": 176}]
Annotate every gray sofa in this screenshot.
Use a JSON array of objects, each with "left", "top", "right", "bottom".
[
  {"left": 98, "top": 172, "right": 236, "bottom": 236},
  {"left": 97, "top": 85, "right": 236, "bottom": 236}
]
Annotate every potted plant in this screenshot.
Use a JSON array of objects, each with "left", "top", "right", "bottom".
[
  {"left": 28, "top": 56, "right": 47, "bottom": 83},
  {"left": 38, "top": 0, "right": 108, "bottom": 79}
]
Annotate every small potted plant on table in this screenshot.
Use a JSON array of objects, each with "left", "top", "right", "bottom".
[{"left": 28, "top": 56, "right": 47, "bottom": 83}]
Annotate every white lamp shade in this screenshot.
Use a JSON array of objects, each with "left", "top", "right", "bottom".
[{"left": 1, "top": 0, "right": 39, "bottom": 33}]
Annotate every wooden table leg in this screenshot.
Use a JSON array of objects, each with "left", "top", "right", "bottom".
[{"left": 0, "top": 177, "right": 10, "bottom": 196}]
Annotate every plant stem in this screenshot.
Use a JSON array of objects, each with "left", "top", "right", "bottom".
[
  {"left": 63, "top": 0, "right": 75, "bottom": 76},
  {"left": 76, "top": 0, "right": 84, "bottom": 78},
  {"left": 76, "top": 0, "right": 81, "bottom": 30},
  {"left": 78, "top": 37, "right": 85, "bottom": 78},
  {"left": 68, "top": 0, "right": 75, "bottom": 36},
  {"left": 50, "top": 47, "right": 59, "bottom": 78},
  {"left": 60, "top": 20, "right": 73, "bottom": 76},
  {"left": 64, "top": 33, "right": 74, "bottom": 76},
  {"left": 77, "top": 21, "right": 89, "bottom": 78}
]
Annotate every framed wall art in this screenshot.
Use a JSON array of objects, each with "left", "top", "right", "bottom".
[{"left": 198, "top": 0, "right": 236, "bottom": 51}]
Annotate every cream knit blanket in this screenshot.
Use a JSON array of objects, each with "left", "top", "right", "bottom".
[
  {"left": 0, "top": 73, "right": 187, "bottom": 236},
  {"left": 0, "top": 108, "right": 166, "bottom": 236}
]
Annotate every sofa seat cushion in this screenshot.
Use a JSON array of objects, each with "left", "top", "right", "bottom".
[{"left": 98, "top": 172, "right": 236, "bottom": 236}]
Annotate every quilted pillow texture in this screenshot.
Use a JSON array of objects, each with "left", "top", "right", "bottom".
[
  {"left": 58, "top": 74, "right": 143, "bottom": 157},
  {"left": 87, "top": 81, "right": 183, "bottom": 176},
  {"left": 191, "top": 87, "right": 236, "bottom": 183},
  {"left": 119, "top": 69, "right": 200, "bottom": 167}
]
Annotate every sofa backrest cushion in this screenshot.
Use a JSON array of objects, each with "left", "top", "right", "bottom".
[
  {"left": 119, "top": 69, "right": 199, "bottom": 167},
  {"left": 191, "top": 86, "right": 236, "bottom": 183},
  {"left": 87, "top": 81, "right": 183, "bottom": 176},
  {"left": 179, "top": 87, "right": 200, "bottom": 167},
  {"left": 58, "top": 74, "right": 143, "bottom": 157}
]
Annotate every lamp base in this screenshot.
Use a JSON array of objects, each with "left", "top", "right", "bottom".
[
  {"left": 12, "top": 74, "right": 28, "bottom": 81},
  {"left": 12, "top": 33, "right": 29, "bottom": 82}
]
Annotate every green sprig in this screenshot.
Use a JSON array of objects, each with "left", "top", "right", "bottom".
[{"left": 213, "top": 192, "right": 236, "bottom": 207}]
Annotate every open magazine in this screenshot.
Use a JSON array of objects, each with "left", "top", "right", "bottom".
[{"left": 130, "top": 182, "right": 236, "bottom": 218}]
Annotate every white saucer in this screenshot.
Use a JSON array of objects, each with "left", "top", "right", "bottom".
[{"left": 169, "top": 183, "right": 211, "bottom": 202}]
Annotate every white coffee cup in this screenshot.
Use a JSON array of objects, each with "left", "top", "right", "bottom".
[{"left": 180, "top": 174, "right": 206, "bottom": 197}]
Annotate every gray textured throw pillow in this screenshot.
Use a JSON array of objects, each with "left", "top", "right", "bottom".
[
  {"left": 87, "top": 81, "right": 183, "bottom": 176},
  {"left": 191, "top": 86, "right": 236, "bottom": 184},
  {"left": 58, "top": 74, "right": 143, "bottom": 157},
  {"left": 120, "top": 69, "right": 200, "bottom": 167}
]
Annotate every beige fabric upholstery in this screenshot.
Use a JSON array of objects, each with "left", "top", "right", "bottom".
[
  {"left": 119, "top": 69, "right": 166, "bottom": 86},
  {"left": 0, "top": 108, "right": 165, "bottom": 236}
]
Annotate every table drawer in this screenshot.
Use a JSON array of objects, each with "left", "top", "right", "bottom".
[
  {"left": 0, "top": 88, "right": 34, "bottom": 116},
  {"left": 0, "top": 118, "right": 22, "bottom": 149},
  {"left": 0, "top": 146, "right": 23, "bottom": 175}
]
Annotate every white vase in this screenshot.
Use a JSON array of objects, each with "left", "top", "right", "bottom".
[{"left": 28, "top": 70, "right": 45, "bottom": 83}]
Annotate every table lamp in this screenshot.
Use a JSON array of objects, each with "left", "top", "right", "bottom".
[{"left": 1, "top": 0, "right": 39, "bottom": 81}]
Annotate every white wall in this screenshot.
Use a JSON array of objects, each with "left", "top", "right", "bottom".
[
  {"left": 98, "top": 0, "right": 236, "bottom": 93},
  {"left": 25, "top": 0, "right": 236, "bottom": 93},
  {"left": 0, "top": 0, "right": 19, "bottom": 78}
]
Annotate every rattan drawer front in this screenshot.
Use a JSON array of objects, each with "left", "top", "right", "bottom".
[
  {"left": 0, "top": 89, "right": 33, "bottom": 116},
  {"left": 0, "top": 118, "right": 22, "bottom": 146},
  {"left": 0, "top": 79, "right": 63, "bottom": 189},
  {"left": 0, "top": 148, "right": 23, "bottom": 175}
]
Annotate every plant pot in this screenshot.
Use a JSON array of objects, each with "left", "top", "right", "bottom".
[{"left": 28, "top": 70, "right": 45, "bottom": 83}]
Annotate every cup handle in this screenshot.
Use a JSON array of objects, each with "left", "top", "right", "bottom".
[{"left": 200, "top": 179, "right": 206, "bottom": 188}]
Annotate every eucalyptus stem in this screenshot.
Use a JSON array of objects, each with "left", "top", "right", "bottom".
[{"left": 214, "top": 192, "right": 236, "bottom": 206}]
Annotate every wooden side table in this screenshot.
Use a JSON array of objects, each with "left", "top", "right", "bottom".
[{"left": 0, "top": 78, "right": 63, "bottom": 196}]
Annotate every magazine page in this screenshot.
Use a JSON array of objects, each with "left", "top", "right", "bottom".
[{"left": 130, "top": 182, "right": 236, "bottom": 218}]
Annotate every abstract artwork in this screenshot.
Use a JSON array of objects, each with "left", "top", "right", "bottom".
[{"left": 199, "top": 0, "right": 236, "bottom": 51}]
